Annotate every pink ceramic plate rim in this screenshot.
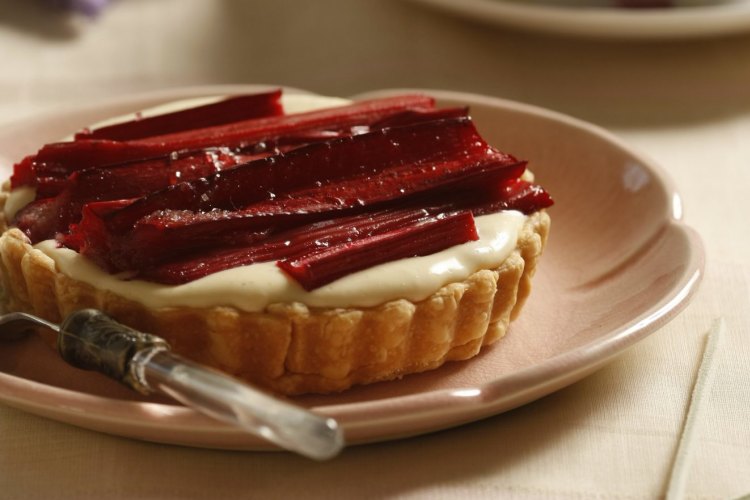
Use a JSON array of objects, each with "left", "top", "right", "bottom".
[{"left": 0, "top": 86, "right": 704, "bottom": 450}]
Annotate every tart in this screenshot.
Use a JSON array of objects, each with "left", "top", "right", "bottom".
[{"left": 0, "top": 90, "right": 552, "bottom": 395}]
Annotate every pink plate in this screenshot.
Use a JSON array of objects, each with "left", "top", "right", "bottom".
[{"left": 0, "top": 86, "right": 704, "bottom": 450}]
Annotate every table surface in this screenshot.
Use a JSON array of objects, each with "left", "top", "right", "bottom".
[{"left": 1, "top": 1, "right": 749, "bottom": 498}]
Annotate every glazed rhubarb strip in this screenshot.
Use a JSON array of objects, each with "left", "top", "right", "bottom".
[
  {"left": 75, "top": 90, "right": 283, "bottom": 141},
  {"left": 267, "top": 107, "right": 469, "bottom": 147},
  {"left": 278, "top": 210, "right": 479, "bottom": 291},
  {"left": 369, "top": 107, "right": 468, "bottom": 129},
  {"left": 138, "top": 180, "right": 553, "bottom": 285},
  {"left": 272, "top": 181, "right": 553, "bottom": 291},
  {"left": 29, "top": 141, "right": 171, "bottom": 181},
  {"left": 428, "top": 178, "right": 554, "bottom": 217},
  {"left": 73, "top": 153, "right": 524, "bottom": 271},
  {"left": 95, "top": 117, "right": 491, "bottom": 236},
  {"left": 14, "top": 150, "right": 241, "bottom": 242},
  {"left": 469, "top": 178, "right": 554, "bottom": 215},
  {"left": 16, "top": 96, "right": 446, "bottom": 189},
  {"left": 35, "top": 150, "right": 266, "bottom": 200},
  {"left": 40, "top": 150, "right": 239, "bottom": 199},
  {"left": 137, "top": 208, "right": 432, "bottom": 284},
  {"left": 60, "top": 199, "right": 135, "bottom": 252},
  {"left": 28, "top": 94, "right": 436, "bottom": 179},
  {"left": 33, "top": 176, "right": 68, "bottom": 198},
  {"left": 135, "top": 94, "right": 435, "bottom": 148}
]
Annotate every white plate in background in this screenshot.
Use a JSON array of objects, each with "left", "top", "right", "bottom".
[{"left": 409, "top": 0, "right": 750, "bottom": 39}]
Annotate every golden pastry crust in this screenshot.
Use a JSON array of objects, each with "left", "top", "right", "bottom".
[{"left": 0, "top": 186, "right": 549, "bottom": 394}]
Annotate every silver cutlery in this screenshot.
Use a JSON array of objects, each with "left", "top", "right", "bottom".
[{"left": 0, "top": 309, "right": 344, "bottom": 460}]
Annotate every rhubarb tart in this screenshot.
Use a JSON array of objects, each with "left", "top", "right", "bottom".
[{"left": 0, "top": 89, "right": 552, "bottom": 395}]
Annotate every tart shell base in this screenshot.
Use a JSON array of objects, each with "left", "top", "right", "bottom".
[{"left": 0, "top": 211, "right": 549, "bottom": 395}]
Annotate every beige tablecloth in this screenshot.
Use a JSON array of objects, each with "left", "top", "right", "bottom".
[{"left": 1, "top": 1, "right": 749, "bottom": 498}]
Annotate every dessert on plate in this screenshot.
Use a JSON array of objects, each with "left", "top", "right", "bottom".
[{"left": 0, "top": 89, "right": 552, "bottom": 395}]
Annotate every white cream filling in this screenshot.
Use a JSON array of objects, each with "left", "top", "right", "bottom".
[
  {"left": 14, "top": 93, "right": 527, "bottom": 311},
  {"left": 4, "top": 186, "right": 34, "bottom": 221},
  {"left": 35, "top": 211, "right": 524, "bottom": 311}
]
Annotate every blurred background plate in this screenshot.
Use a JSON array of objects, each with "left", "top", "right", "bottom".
[{"left": 408, "top": 0, "right": 750, "bottom": 39}]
